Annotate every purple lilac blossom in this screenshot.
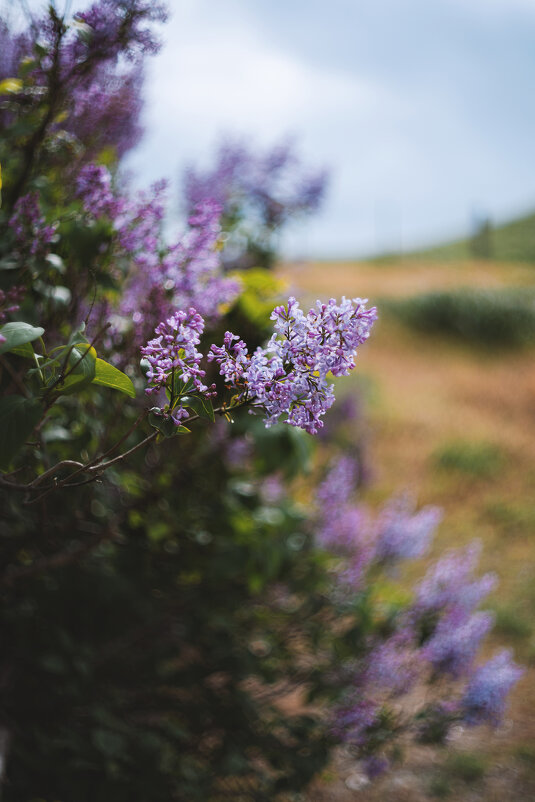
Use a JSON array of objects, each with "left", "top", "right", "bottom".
[
  {"left": 414, "top": 543, "right": 497, "bottom": 616},
  {"left": 184, "top": 136, "right": 327, "bottom": 223},
  {"left": 331, "top": 697, "right": 379, "bottom": 747},
  {"left": 314, "top": 457, "right": 373, "bottom": 584},
  {"left": 0, "top": 286, "right": 25, "bottom": 326},
  {"left": 373, "top": 496, "right": 442, "bottom": 564},
  {"left": 65, "top": 63, "right": 144, "bottom": 158},
  {"left": 140, "top": 309, "right": 211, "bottom": 423},
  {"left": 0, "top": 2, "right": 165, "bottom": 160},
  {"left": 8, "top": 194, "right": 57, "bottom": 258},
  {"left": 363, "top": 755, "right": 389, "bottom": 780},
  {"left": 70, "top": 0, "right": 168, "bottom": 64},
  {"left": 462, "top": 649, "right": 524, "bottom": 726},
  {"left": 183, "top": 137, "right": 328, "bottom": 269},
  {"left": 76, "top": 167, "right": 239, "bottom": 343},
  {"left": 315, "top": 457, "right": 367, "bottom": 553},
  {"left": 367, "top": 631, "right": 420, "bottom": 694},
  {"left": 76, "top": 163, "right": 117, "bottom": 217},
  {"left": 209, "top": 296, "right": 377, "bottom": 434},
  {"left": 422, "top": 609, "right": 494, "bottom": 678},
  {"left": 317, "top": 456, "right": 358, "bottom": 511}
]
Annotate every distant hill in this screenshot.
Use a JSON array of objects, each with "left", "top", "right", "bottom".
[{"left": 372, "top": 211, "right": 535, "bottom": 265}]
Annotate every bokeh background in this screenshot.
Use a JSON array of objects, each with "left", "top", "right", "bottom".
[{"left": 2, "top": 0, "right": 535, "bottom": 799}]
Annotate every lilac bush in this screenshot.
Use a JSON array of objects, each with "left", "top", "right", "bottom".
[
  {"left": 316, "top": 456, "right": 522, "bottom": 759},
  {"left": 75, "top": 165, "right": 240, "bottom": 346}
]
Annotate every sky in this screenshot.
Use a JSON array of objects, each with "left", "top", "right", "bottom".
[
  {"left": 9, "top": 0, "right": 535, "bottom": 258},
  {"left": 126, "top": 0, "right": 535, "bottom": 258}
]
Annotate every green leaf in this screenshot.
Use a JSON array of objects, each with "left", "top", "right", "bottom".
[
  {"left": 92, "top": 359, "right": 136, "bottom": 398},
  {"left": 19, "top": 58, "right": 37, "bottom": 78},
  {"left": 181, "top": 395, "right": 215, "bottom": 422},
  {"left": 9, "top": 341, "right": 35, "bottom": 359},
  {"left": 0, "top": 322, "right": 45, "bottom": 356},
  {"left": 148, "top": 410, "right": 177, "bottom": 438},
  {"left": 0, "top": 395, "right": 43, "bottom": 471},
  {"left": 50, "top": 344, "right": 97, "bottom": 395}
]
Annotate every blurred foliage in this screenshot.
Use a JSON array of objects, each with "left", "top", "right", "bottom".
[
  {"left": 444, "top": 751, "right": 487, "bottom": 784},
  {"left": 385, "top": 288, "right": 535, "bottom": 346},
  {"left": 433, "top": 440, "right": 505, "bottom": 478}
]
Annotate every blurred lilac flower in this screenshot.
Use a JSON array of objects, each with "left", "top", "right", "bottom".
[
  {"left": 8, "top": 193, "right": 57, "bottom": 258},
  {"left": 184, "top": 136, "right": 327, "bottom": 223},
  {"left": 363, "top": 755, "right": 389, "bottom": 780},
  {"left": 373, "top": 496, "right": 442, "bottom": 564},
  {"left": 183, "top": 136, "right": 328, "bottom": 269},
  {"left": 76, "top": 165, "right": 240, "bottom": 344},
  {"left": 462, "top": 650, "right": 524, "bottom": 725},
  {"left": 0, "top": 286, "right": 25, "bottom": 326},
  {"left": 414, "top": 543, "right": 497, "bottom": 616},
  {"left": 331, "top": 697, "right": 379, "bottom": 746},
  {"left": 367, "top": 631, "right": 420, "bottom": 694},
  {"left": 422, "top": 609, "right": 494, "bottom": 678}
]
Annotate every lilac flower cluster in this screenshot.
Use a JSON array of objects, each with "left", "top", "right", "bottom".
[
  {"left": 462, "top": 649, "right": 524, "bottom": 725},
  {"left": 0, "top": 286, "right": 26, "bottom": 344},
  {"left": 76, "top": 165, "right": 240, "bottom": 344},
  {"left": 319, "top": 457, "right": 521, "bottom": 757},
  {"left": 209, "top": 296, "right": 377, "bottom": 434},
  {"left": 422, "top": 609, "right": 494, "bottom": 678},
  {"left": 140, "top": 309, "right": 213, "bottom": 423},
  {"left": 410, "top": 545, "right": 497, "bottom": 679},
  {"left": 8, "top": 194, "right": 57, "bottom": 258},
  {"left": 140, "top": 296, "right": 375, "bottom": 433},
  {"left": 74, "top": 0, "right": 168, "bottom": 62},
  {"left": 315, "top": 459, "right": 441, "bottom": 580},
  {"left": 330, "top": 697, "right": 379, "bottom": 747},
  {"left": 184, "top": 136, "right": 328, "bottom": 226},
  {"left": 183, "top": 137, "right": 328, "bottom": 269},
  {"left": 66, "top": 63, "right": 144, "bottom": 158},
  {"left": 316, "top": 456, "right": 364, "bottom": 552},
  {"left": 0, "top": 286, "right": 25, "bottom": 323},
  {"left": 0, "top": 2, "right": 165, "bottom": 157},
  {"left": 413, "top": 543, "right": 497, "bottom": 616},
  {"left": 373, "top": 496, "right": 442, "bottom": 563}
]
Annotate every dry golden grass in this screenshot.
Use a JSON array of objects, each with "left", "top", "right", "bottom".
[
  {"left": 283, "top": 258, "right": 535, "bottom": 300},
  {"left": 280, "top": 258, "right": 535, "bottom": 801}
]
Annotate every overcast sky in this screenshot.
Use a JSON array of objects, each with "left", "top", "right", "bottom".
[{"left": 20, "top": 0, "right": 535, "bottom": 258}]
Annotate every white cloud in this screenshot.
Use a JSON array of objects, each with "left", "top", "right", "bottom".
[{"left": 138, "top": 5, "right": 388, "bottom": 178}]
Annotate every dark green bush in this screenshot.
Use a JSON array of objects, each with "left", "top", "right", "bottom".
[{"left": 387, "top": 288, "right": 535, "bottom": 346}]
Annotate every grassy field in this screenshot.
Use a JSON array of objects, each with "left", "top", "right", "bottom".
[{"left": 279, "top": 258, "right": 535, "bottom": 801}]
